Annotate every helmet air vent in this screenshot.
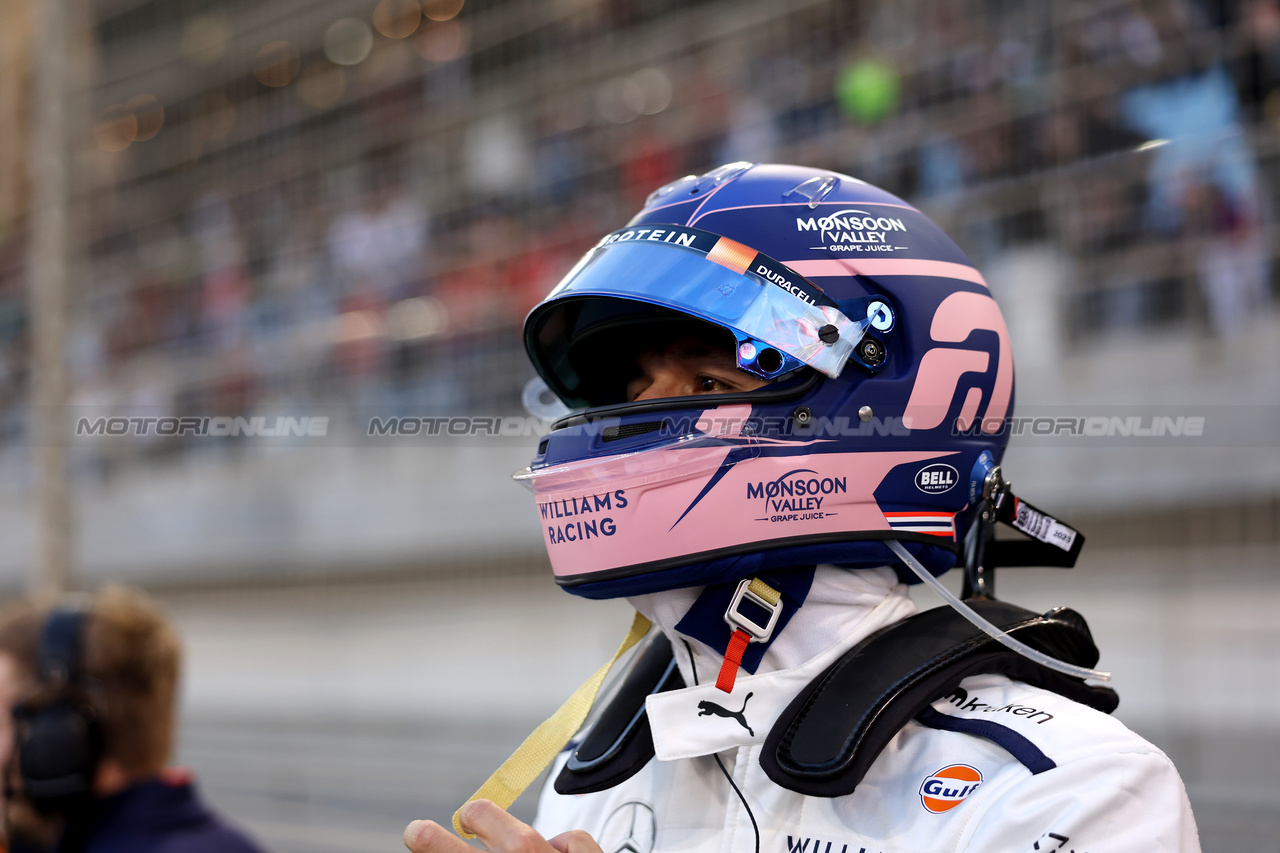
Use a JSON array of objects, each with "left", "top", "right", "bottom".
[
  {"left": 601, "top": 421, "right": 664, "bottom": 442},
  {"left": 644, "top": 163, "right": 754, "bottom": 207},
  {"left": 702, "top": 161, "right": 754, "bottom": 186},
  {"left": 785, "top": 175, "right": 840, "bottom": 208}
]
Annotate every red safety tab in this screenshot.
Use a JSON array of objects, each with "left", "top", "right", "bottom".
[{"left": 716, "top": 628, "right": 752, "bottom": 693}]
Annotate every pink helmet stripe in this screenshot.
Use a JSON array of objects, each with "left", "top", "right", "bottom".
[
  {"left": 539, "top": 449, "right": 954, "bottom": 579},
  {"left": 928, "top": 292, "right": 1012, "bottom": 432},
  {"left": 782, "top": 258, "right": 988, "bottom": 288},
  {"left": 902, "top": 349, "right": 990, "bottom": 430}
]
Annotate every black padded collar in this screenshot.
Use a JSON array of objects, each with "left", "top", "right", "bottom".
[
  {"left": 760, "top": 599, "right": 1118, "bottom": 796},
  {"left": 555, "top": 632, "right": 684, "bottom": 796},
  {"left": 554, "top": 600, "right": 1118, "bottom": 798}
]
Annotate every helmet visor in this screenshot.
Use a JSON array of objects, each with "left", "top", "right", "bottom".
[{"left": 527, "top": 225, "right": 867, "bottom": 406}]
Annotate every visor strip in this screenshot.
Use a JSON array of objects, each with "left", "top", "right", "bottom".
[
  {"left": 706, "top": 236, "right": 757, "bottom": 275},
  {"left": 595, "top": 224, "right": 838, "bottom": 309}
]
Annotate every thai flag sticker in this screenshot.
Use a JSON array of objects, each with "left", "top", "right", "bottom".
[
  {"left": 920, "top": 764, "right": 982, "bottom": 813},
  {"left": 884, "top": 511, "right": 956, "bottom": 539}
]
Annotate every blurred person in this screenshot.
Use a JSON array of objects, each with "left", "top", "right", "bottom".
[
  {"left": 191, "top": 193, "right": 253, "bottom": 353},
  {"left": 1185, "top": 177, "right": 1271, "bottom": 337},
  {"left": 1121, "top": 63, "right": 1270, "bottom": 335},
  {"left": 0, "top": 587, "right": 265, "bottom": 853},
  {"left": 1235, "top": 0, "right": 1280, "bottom": 123},
  {"left": 404, "top": 164, "right": 1199, "bottom": 853},
  {"left": 1121, "top": 64, "right": 1261, "bottom": 233},
  {"left": 531, "top": 127, "right": 588, "bottom": 207},
  {"left": 327, "top": 183, "right": 428, "bottom": 299}
]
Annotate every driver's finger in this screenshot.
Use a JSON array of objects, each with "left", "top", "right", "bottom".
[
  {"left": 404, "top": 819, "right": 476, "bottom": 853},
  {"left": 458, "top": 799, "right": 551, "bottom": 852},
  {"left": 549, "top": 830, "right": 605, "bottom": 853}
]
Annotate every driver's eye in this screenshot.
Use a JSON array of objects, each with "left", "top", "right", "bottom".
[{"left": 697, "top": 376, "right": 725, "bottom": 393}]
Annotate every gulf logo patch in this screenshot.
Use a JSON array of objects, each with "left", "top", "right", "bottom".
[{"left": 919, "top": 764, "right": 982, "bottom": 813}]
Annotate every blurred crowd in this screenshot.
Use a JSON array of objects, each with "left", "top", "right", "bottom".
[{"left": 0, "top": 0, "right": 1277, "bottom": 467}]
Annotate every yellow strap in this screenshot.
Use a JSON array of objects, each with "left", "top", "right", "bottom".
[
  {"left": 747, "top": 577, "right": 781, "bottom": 606},
  {"left": 452, "top": 609, "right": 653, "bottom": 838}
]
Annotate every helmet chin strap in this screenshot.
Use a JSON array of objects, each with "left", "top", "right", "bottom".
[
  {"left": 885, "top": 539, "right": 1111, "bottom": 682},
  {"left": 661, "top": 569, "right": 816, "bottom": 694},
  {"left": 715, "top": 578, "right": 784, "bottom": 693}
]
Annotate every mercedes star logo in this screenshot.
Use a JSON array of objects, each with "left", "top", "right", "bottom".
[{"left": 598, "top": 800, "right": 656, "bottom": 853}]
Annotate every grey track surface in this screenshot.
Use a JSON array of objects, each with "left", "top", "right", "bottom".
[{"left": 179, "top": 716, "right": 548, "bottom": 853}]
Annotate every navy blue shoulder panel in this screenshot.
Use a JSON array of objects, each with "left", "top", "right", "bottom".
[{"left": 916, "top": 706, "right": 1056, "bottom": 775}]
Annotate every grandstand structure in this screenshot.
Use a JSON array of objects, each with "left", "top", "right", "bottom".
[
  {"left": 16, "top": 0, "right": 1276, "bottom": 576},
  {"left": 13, "top": 5, "right": 1276, "bottom": 421}
]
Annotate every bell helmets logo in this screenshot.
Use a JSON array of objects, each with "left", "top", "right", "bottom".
[
  {"left": 915, "top": 463, "right": 958, "bottom": 494},
  {"left": 919, "top": 764, "right": 982, "bottom": 813}
]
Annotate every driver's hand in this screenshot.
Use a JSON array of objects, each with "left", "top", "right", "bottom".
[{"left": 404, "top": 799, "right": 603, "bottom": 853}]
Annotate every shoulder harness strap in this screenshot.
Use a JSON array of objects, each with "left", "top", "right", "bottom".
[{"left": 555, "top": 600, "right": 1118, "bottom": 798}]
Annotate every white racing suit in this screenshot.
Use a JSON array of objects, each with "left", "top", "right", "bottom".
[{"left": 534, "top": 567, "right": 1200, "bottom": 853}]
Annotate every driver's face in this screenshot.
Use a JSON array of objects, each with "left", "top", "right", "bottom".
[{"left": 626, "top": 335, "right": 770, "bottom": 402}]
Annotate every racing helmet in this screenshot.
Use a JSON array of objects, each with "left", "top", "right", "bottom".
[{"left": 519, "top": 163, "right": 1013, "bottom": 600}]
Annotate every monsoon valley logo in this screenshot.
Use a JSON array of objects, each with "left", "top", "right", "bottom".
[
  {"left": 796, "top": 209, "right": 908, "bottom": 251},
  {"left": 747, "top": 469, "right": 846, "bottom": 523}
]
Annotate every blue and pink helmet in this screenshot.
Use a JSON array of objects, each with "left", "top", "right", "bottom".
[{"left": 519, "top": 163, "right": 1013, "bottom": 600}]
